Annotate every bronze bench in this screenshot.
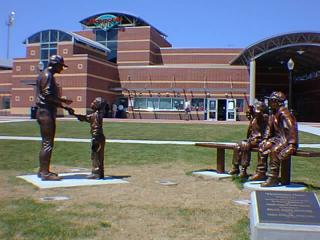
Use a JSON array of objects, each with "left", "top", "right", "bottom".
[{"left": 195, "top": 142, "right": 320, "bottom": 185}]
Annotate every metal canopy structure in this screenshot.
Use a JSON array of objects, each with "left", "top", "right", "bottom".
[
  {"left": 230, "top": 32, "right": 320, "bottom": 75},
  {"left": 231, "top": 32, "right": 320, "bottom": 121},
  {"left": 80, "top": 12, "right": 167, "bottom": 38}
]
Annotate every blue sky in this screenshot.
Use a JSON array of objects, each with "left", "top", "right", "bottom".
[{"left": 1, "top": 0, "right": 320, "bottom": 59}]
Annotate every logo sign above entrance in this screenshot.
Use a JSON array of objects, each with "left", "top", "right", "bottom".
[{"left": 83, "top": 14, "right": 122, "bottom": 31}]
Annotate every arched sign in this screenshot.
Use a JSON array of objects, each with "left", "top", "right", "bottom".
[{"left": 83, "top": 14, "right": 122, "bottom": 31}]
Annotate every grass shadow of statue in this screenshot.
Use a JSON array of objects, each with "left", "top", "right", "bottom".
[{"left": 61, "top": 173, "right": 131, "bottom": 181}]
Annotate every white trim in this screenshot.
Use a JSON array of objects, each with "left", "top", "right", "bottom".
[
  {"left": 118, "top": 64, "right": 248, "bottom": 69},
  {"left": 12, "top": 87, "right": 33, "bottom": 91},
  {"left": 121, "top": 80, "right": 249, "bottom": 84}
]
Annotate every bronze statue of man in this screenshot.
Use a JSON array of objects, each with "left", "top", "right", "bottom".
[
  {"left": 228, "top": 101, "right": 268, "bottom": 178},
  {"left": 36, "top": 55, "right": 73, "bottom": 180},
  {"left": 259, "top": 91, "right": 298, "bottom": 187}
]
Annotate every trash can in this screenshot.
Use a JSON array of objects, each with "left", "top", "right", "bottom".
[{"left": 30, "top": 106, "right": 38, "bottom": 119}]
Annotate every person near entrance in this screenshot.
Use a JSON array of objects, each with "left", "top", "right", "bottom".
[
  {"left": 36, "top": 55, "right": 73, "bottom": 181},
  {"left": 228, "top": 101, "right": 268, "bottom": 178},
  {"left": 259, "top": 91, "right": 298, "bottom": 187},
  {"left": 184, "top": 100, "right": 191, "bottom": 120}
]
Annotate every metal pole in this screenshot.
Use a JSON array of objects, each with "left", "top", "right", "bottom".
[
  {"left": 249, "top": 59, "right": 256, "bottom": 105},
  {"left": 6, "top": 11, "right": 15, "bottom": 60},
  {"left": 288, "top": 69, "right": 293, "bottom": 111},
  {"left": 6, "top": 22, "right": 10, "bottom": 59}
]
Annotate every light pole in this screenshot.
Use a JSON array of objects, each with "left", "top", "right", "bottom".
[
  {"left": 6, "top": 11, "right": 15, "bottom": 60},
  {"left": 287, "top": 58, "right": 294, "bottom": 112}
]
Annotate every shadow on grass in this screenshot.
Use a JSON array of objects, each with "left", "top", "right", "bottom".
[
  {"left": 61, "top": 174, "right": 131, "bottom": 180},
  {"left": 292, "top": 182, "right": 320, "bottom": 191}
]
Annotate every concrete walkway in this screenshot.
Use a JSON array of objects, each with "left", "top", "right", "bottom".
[
  {"left": 0, "top": 135, "right": 319, "bottom": 148},
  {"left": 298, "top": 123, "right": 320, "bottom": 136},
  {"left": 0, "top": 117, "right": 319, "bottom": 148}
]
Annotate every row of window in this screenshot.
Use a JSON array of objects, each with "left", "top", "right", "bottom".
[
  {"left": 27, "top": 30, "right": 72, "bottom": 44},
  {"left": 134, "top": 98, "right": 185, "bottom": 110},
  {"left": 133, "top": 98, "right": 244, "bottom": 112}
]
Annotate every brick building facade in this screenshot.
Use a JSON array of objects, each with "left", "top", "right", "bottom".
[{"left": 0, "top": 12, "right": 255, "bottom": 121}]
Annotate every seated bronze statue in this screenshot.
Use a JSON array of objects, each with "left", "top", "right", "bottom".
[
  {"left": 228, "top": 101, "right": 268, "bottom": 179},
  {"left": 259, "top": 91, "right": 298, "bottom": 187}
]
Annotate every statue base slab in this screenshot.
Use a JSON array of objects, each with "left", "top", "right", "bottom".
[
  {"left": 17, "top": 172, "right": 129, "bottom": 189},
  {"left": 244, "top": 181, "right": 306, "bottom": 192},
  {"left": 192, "top": 170, "right": 232, "bottom": 180}
]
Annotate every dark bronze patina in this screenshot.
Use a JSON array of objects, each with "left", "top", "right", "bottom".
[
  {"left": 69, "top": 97, "right": 106, "bottom": 179},
  {"left": 229, "top": 101, "right": 268, "bottom": 178},
  {"left": 36, "top": 55, "right": 73, "bottom": 181},
  {"left": 259, "top": 91, "right": 298, "bottom": 187}
]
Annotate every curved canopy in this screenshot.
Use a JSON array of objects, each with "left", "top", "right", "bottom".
[
  {"left": 80, "top": 12, "right": 167, "bottom": 37},
  {"left": 231, "top": 32, "right": 320, "bottom": 74},
  {"left": 24, "top": 29, "right": 110, "bottom": 53}
]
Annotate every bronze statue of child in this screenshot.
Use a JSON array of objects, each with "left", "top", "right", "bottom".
[
  {"left": 68, "top": 97, "right": 106, "bottom": 179},
  {"left": 228, "top": 101, "right": 268, "bottom": 179}
]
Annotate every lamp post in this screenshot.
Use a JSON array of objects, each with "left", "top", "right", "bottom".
[
  {"left": 287, "top": 58, "right": 294, "bottom": 112},
  {"left": 6, "top": 11, "right": 15, "bottom": 60}
]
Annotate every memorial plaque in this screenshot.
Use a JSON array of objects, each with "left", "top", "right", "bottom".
[{"left": 256, "top": 191, "right": 320, "bottom": 225}]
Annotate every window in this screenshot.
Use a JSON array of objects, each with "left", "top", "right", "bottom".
[
  {"left": 134, "top": 98, "right": 147, "bottom": 109},
  {"left": 59, "top": 31, "right": 72, "bottom": 41},
  {"left": 191, "top": 98, "right": 205, "bottom": 111},
  {"left": 134, "top": 97, "right": 185, "bottom": 111},
  {"left": 172, "top": 98, "right": 184, "bottom": 110},
  {"left": 159, "top": 98, "right": 171, "bottom": 109},
  {"left": 40, "top": 43, "right": 57, "bottom": 68},
  {"left": 107, "top": 29, "right": 118, "bottom": 41},
  {"left": 96, "top": 30, "right": 107, "bottom": 42},
  {"left": 228, "top": 101, "right": 235, "bottom": 110},
  {"left": 236, "top": 99, "right": 244, "bottom": 112},
  {"left": 28, "top": 33, "right": 40, "bottom": 43},
  {"left": 95, "top": 28, "right": 118, "bottom": 62},
  {"left": 1, "top": 96, "right": 10, "bottom": 109},
  {"left": 147, "top": 98, "right": 159, "bottom": 110}
]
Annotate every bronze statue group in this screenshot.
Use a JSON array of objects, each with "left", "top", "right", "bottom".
[
  {"left": 36, "top": 55, "right": 105, "bottom": 180},
  {"left": 35, "top": 55, "right": 298, "bottom": 187},
  {"left": 228, "top": 92, "right": 298, "bottom": 187}
]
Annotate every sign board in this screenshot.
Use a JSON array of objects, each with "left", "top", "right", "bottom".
[
  {"left": 82, "top": 14, "right": 122, "bottom": 31},
  {"left": 256, "top": 191, "right": 320, "bottom": 225}
]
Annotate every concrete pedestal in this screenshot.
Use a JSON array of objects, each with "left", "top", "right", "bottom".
[
  {"left": 192, "top": 170, "right": 232, "bottom": 180},
  {"left": 244, "top": 181, "right": 306, "bottom": 192}
]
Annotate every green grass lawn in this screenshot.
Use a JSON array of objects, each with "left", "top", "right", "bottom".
[
  {"left": 1, "top": 120, "right": 320, "bottom": 185},
  {"left": 1, "top": 120, "right": 320, "bottom": 143},
  {"left": 0, "top": 121, "right": 320, "bottom": 240}
]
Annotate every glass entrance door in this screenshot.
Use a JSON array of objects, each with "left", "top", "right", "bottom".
[
  {"left": 207, "top": 98, "right": 217, "bottom": 120},
  {"left": 226, "top": 99, "right": 236, "bottom": 121}
]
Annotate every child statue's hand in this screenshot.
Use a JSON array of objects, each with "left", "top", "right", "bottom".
[{"left": 64, "top": 106, "right": 75, "bottom": 115}]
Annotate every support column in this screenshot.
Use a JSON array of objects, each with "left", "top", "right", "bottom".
[{"left": 249, "top": 59, "right": 256, "bottom": 105}]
